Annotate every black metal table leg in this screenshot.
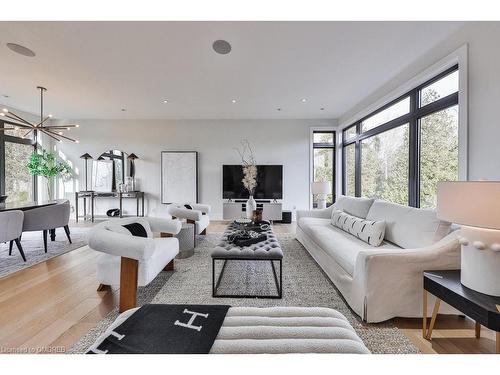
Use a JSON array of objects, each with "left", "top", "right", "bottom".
[
  {"left": 212, "top": 257, "right": 283, "bottom": 299},
  {"left": 75, "top": 192, "right": 79, "bottom": 222},
  {"left": 50, "top": 228, "right": 56, "bottom": 241}
]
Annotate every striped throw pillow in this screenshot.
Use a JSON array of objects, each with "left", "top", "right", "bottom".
[{"left": 331, "top": 210, "right": 386, "bottom": 247}]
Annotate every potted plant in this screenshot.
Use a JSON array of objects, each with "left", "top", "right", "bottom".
[{"left": 27, "top": 149, "right": 73, "bottom": 201}]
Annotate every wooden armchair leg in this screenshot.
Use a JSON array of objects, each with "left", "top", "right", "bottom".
[
  {"left": 119, "top": 257, "right": 139, "bottom": 313},
  {"left": 97, "top": 284, "right": 111, "bottom": 292}
]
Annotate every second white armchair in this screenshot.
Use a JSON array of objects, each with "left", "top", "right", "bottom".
[{"left": 167, "top": 203, "right": 211, "bottom": 243}]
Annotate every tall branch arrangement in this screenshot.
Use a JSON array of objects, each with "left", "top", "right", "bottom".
[{"left": 234, "top": 140, "right": 257, "bottom": 195}]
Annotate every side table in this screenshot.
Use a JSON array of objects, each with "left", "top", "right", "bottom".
[
  {"left": 423, "top": 270, "right": 500, "bottom": 353},
  {"left": 175, "top": 222, "right": 195, "bottom": 259}
]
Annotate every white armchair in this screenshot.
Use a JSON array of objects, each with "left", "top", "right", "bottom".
[
  {"left": 88, "top": 217, "right": 182, "bottom": 312},
  {"left": 167, "top": 203, "right": 211, "bottom": 243}
]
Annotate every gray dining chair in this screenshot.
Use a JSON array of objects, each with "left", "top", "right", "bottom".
[
  {"left": 22, "top": 200, "right": 72, "bottom": 253},
  {"left": 1, "top": 210, "right": 26, "bottom": 261}
]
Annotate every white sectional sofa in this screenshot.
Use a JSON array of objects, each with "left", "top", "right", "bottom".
[{"left": 296, "top": 195, "right": 460, "bottom": 323}]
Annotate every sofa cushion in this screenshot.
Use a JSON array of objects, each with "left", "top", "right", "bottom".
[
  {"left": 299, "top": 217, "right": 398, "bottom": 275},
  {"left": 332, "top": 195, "right": 374, "bottom": 219},
  {"left": 307, "top": 225, "right": 399, "bottom": 276},
  {"left": 366, "top": 200, "right": 451, "bottom": 249},
  {"left": 331, "top": 210, "right": 386, "bottom": 247}
]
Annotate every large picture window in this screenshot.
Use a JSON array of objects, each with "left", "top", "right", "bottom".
[
  {"left": 0, "top": 120, "right": 37, "bottom": 203},
  {"left": 312, "top": 130, "right": 335, "bottom": 207},
  {"left": 342, "top": 65, "right": 459, "bottom": 208}
]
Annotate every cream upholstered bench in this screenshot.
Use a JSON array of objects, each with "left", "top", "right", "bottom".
[{"left": 88, "top": 306, "right": 370, "bottom": 354}]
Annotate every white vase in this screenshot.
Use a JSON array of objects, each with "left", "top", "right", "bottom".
[{"left": 246, "top": 195, "right": 256, "bottom": 219}]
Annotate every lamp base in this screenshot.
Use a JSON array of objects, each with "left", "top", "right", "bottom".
[
  {"left": 316, "top": 198, "right": 327, "bottom": 209},
  {"left": 460, "top": 226, "right": 500, "bottom": 297}
]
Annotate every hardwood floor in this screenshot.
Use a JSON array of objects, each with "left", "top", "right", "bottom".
[{"left": 0, "top": 220, "right": 496, "bottom": 354}]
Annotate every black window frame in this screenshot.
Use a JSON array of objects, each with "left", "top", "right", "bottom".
[
  {"left": 0, "top": 119, "right": 38, "bottom": 200},
  {"left": 312, "top": 130, "right": 336, "bottom": 207},
  {"left": 342, "top": 64, "right": 459, "bottom": 208}
]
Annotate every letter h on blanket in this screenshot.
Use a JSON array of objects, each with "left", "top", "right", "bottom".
[{"left": 174, "top": 309, "right": 209, "bottom": 332}]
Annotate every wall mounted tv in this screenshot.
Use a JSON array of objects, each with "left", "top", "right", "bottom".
[{"left": 223, "top": 165, "right": 283, "bottom": 200}]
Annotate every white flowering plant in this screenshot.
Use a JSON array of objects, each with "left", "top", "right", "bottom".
[{"left": 234, "top": 140, "right": 257, "bottom": 195}]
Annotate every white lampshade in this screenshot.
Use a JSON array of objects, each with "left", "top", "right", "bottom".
[
  {"left": 311, "top": 181, "right": 330, "bottom": 195},
  {"left": 437, "top": 181, "right": 500, "bottom": 230}
]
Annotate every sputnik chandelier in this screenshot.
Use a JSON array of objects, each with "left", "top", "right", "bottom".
[{"left": 0, "top": 86, "right": 79, "bottom": 143}]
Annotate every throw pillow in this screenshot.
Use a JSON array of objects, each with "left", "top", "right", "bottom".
[
  {"left": 331, "top": 210, "right": 386, "bottom": 247},
  {"left": 122, "top": 222, "right": 148, "bottom": 238}
]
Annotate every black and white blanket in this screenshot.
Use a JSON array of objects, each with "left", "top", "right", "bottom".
[{"left": 88, "top": 304, "right": 230, "bottom": 354}]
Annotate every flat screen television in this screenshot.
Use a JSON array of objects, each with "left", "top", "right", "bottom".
[{"left": 223, "top": 165, "right": 283, "bottom": 200}]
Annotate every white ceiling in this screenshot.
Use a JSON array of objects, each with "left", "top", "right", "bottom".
[{"left": 0, "top": 21, "right": 464, "bottom": 120}]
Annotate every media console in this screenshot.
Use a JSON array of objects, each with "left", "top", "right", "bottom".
[{"left": 223, "top": 200, "right": 282, "bottom": 221}]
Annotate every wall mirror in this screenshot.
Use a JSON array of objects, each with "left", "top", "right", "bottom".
[{"left": 92, "top": 150, "right": 129, "bottom": 192}]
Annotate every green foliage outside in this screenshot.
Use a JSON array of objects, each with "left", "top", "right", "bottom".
[
  {"left": 313, "top": 133, "right": 334, "bottom": 204},
  {"left": 345, "top": 89, "right": 459, "bottom": 208},
  {"left": 27, "top": 149, "right": 73, "bottom": 201}
]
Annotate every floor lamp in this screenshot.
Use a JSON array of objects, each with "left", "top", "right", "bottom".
[{"left": 80, "top": 153, "right": 93, "bottom": 191}]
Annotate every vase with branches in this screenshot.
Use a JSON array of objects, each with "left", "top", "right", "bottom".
[
  {"left": 27, "top": 149, "right": 73, "bottom": 201},
  {"left": 234, "top": 140, "right": 258, "bottom": 219}
]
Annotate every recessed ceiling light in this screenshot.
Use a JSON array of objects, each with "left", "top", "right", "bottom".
[
  {"left": 163, "top": 99, "right": 169, "bottom": 104},
  {"left": 6, "top": 43, "right": 36, "bottom": 57},
  {"left": 212, "top": 40, "right": 232, "bottom": 55},
  {"left": 231, "top": 99, "right": 237, "bottom": 104},
  {"left": 301, "top": 98, "right": 307, "bottom": 103}
]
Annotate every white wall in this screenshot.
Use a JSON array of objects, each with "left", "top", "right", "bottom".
[
  {"left": 56, "top": 119, "right": 336, "bottom": 219},
  {"left": 338, "top": 22, "right": 500, "bottom": 181}
]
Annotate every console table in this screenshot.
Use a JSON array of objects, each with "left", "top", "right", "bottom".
[
  {"left": 223, "top": 201, "right": 282, "bottom": 221},
  {"left": 423, "top": 270, "right": 500, "bottom": 353},
  {"left": 75, "top": 191, "right": 145, "bottom": 222}
]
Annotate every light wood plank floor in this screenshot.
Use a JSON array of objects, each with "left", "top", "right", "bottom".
[{"left": 0, "top": 220, "right": 496, "bottom": 354}]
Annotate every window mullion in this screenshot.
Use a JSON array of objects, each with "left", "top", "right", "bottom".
[
  {"left": 355, "top": 123, "right": 361, "bottom": 197},
  {"left": 408, "top": 89, "right": 419, "bottom": 207}
]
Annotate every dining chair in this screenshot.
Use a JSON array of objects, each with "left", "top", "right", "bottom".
[
  {"left": 22, "top": 200, "right": 71, "bottom": 253},
  {"left": 0, "top": 210, "right": 26, "bottom": 261}
]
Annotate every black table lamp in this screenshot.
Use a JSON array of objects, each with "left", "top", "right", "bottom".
[
  {"left": 80, "top": 153, "right": 93, "bottom": 191},
  {"left": 127, "top": 153, "right": 139, "bottom": 191}
]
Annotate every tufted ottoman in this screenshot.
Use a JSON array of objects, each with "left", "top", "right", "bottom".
[{"left": 211, "top": 222, "right": 283, "bottom": 299}]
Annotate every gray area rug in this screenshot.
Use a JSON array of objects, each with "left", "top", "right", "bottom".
[
  {"left": 0, "top": 226, "right": 90, "bottom": 278},
  {"left": 70, "top": 233, "right": 419, "bottom": 354}
]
